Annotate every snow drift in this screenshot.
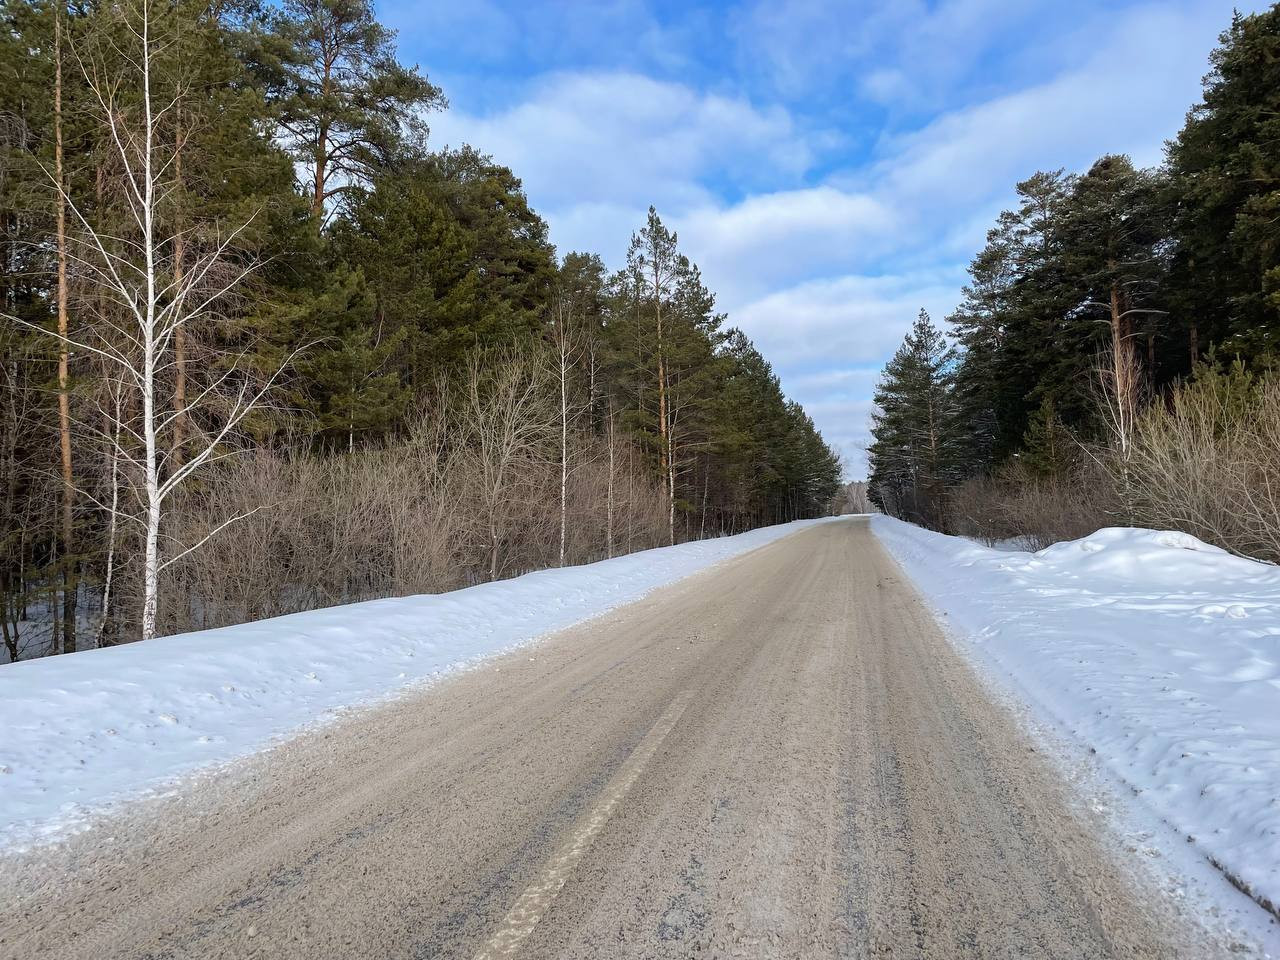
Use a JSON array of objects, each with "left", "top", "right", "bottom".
[
  {"left": 0, "top": 518, "right": 834, "bottom": 849},
  {"left": 872, "top": 515, "right": 1280, "bottom": 914}
]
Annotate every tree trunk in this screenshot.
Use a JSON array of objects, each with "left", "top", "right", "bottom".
[
  {"left": 55, "top": 10, "right": 76, "bottom": 654},
  {"left": 666, "top": 432, "right": 676, "bottom": 545},
  {"left": 140, "top": 18, "right": 161, "bottom": 642},
  {"left": 172, "top": 110, "right": 187, "bottom": 469},
  {"left": 699, "top": 465, "right": 708, "bottom": 540},
  {"left": 559, "top": 326, "right": 568, "bottom": 567},
  {"left": 311, "top": 55, "right": 333, "bottom": 220},
  {"left": 653, "top": 265, "right": 673, "bottom": 546},
  {"left": 606, "top": 409, "right": 615, "bottom": 560},
  {"left": 98, "top": 385, "right": 123, "bottom": 647}
]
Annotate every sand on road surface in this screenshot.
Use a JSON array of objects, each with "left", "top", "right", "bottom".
[{"left": 1, "top": 519, "right": 1226, "bottom": 958}]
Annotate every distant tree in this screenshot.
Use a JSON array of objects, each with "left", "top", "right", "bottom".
[
  {"left": 869, "top": 310, "right": 958, "bottom": 528},
  {"left": 1019, "top": 397, "right": 1076, "bottom": 478}
]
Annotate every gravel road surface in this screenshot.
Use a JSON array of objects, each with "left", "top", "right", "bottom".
[{"left": 1, "top": 519, "right": 1225, "bottom": 958}]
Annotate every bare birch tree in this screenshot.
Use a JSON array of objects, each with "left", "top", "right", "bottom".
[
  {"left": 549, "top": 285, "right": 589, "bottom": 567},
  {"left": 6, "top": 0, "right": 285, "bottom": 640}
]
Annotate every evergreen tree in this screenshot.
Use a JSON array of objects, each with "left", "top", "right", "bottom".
[
  {"left": 869, "top": 310, "right": 957, "bottom": 528},
  {"left": 1055, "top": 155, "right": 1169, "bottom": 396},
  {"left": 949, "top": 170, "right": 1075, "bottom": 469},
  {"left": 1168, "top": 7, "right": 1280, "bottom": 357},
  {"left": 332, "top": 148, "right": 556, "bottom": 387},
  {"left": 554, "top": 252, "right": 608, "bottom": 425},
  {"left": 1019, "top": 397, "right": 1076, "bottom": 478},
  {"left": 262, "top": 0, "right": 447, "bottom": 220},
  {"left": 287, "top": 264, "right": 411, "bottom": 449},
  {"left": 604, "top": 208, "right": 727, "bottom": 541}
]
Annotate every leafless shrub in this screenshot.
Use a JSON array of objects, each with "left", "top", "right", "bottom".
[
  {"left": 1125, "top": 367, "right": 1280, "bottom": 562},
  {"left": 948, "top": 458, "right": 1116, "bottom": 551},
  {"left": 953, "top": 363, "right": 1280, "bottom": 562},
  {"left": 136, "top": 349, "right": 671, "bottom": 635}
]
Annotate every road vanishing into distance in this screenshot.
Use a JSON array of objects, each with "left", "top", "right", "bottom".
[{"left": 4, "top": 520, "right": 1223, "bottom": 958}]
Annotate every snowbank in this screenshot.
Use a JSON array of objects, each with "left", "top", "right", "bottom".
[
  {"left": 0, "top": 518, "right": 833, "bottom": 849},
  {"left": 872, "top": 515, "right": 1280, "bottom": 914}
]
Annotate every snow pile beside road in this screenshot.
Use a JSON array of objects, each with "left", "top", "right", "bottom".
[
  {"left": 872, "top": 515, "right": 1280, "bottom": 913},
  {"left": 0, "top": 518, "right": 834, "bottom": 850}
]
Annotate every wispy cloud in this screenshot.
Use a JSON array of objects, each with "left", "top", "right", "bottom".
[{"left": 389, "top": 0, "right": 1260, "bottom": 478}]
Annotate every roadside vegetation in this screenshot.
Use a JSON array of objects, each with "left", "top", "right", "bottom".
[
  {"left": 869, "top": 6, "right": 1280, "bottom": 559},
  {"left": 0, "top": 0, "right": 841, "bottom": 657}
]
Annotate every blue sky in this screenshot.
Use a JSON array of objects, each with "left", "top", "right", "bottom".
[{"left": 378, "top": 0, "right": 1262, "bottom": 478}]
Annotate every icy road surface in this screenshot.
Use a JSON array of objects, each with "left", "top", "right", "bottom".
[{"left": 4, "top": 519, "right": 1268, "bottom": 959}]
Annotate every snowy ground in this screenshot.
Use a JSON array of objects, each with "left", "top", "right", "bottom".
[
  {"left": 872, "top": 515, "right": 1280, "bottom": 918},
  {"left": 0, "top": 518, "right": 834, "bottom": 850}
]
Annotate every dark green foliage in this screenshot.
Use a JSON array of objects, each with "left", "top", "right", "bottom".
[
  {"left": 330, "top": 148, "right": 556, "bottom": 389},
  {"left": 713, "top": 330, "right": 841, "bottom": 526},
  {"left": 947, "top": 159, "right": 1169, "bottom": 474},
  {"left": 948, "top": 170, "right": 1075, "bottom": 471},
  {"left": 1167, "top": 6, "right": 1280, "bottom": 355},
  {"left": 260, "top": 0, "right": 447, "bottom": 219},
  {"left": 288, "top": 264, "right": 411, "bottom": 449},
  {"left": 1019, "top": 397, "right": 1076, "bottom": 478},
  {"left": 869, "top": 310, "right": 957, "bottom": 528}
]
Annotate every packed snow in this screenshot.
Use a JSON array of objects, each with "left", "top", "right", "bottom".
[
  {"left": 872, "top": 515, "right": 1280, "bottom": 915},
  {"left": 0, "top": 518, "right": 834, "bottom": 850}
]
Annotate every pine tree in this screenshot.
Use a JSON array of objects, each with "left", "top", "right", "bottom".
[
  {"left": 949, "top": 170, "right": 1075, "bottom": 469},
  {"left": 869, "top": 310, "right": 957, "bottom": 528},
  {"left": 1019, "top": 397, "right": 1076, "bottom": 478},
  {"left": 332, "top": 148, "right": 556, "bottom": 387},
  {"left": 289, "top": 264, "right": 409, "bottom": 449},
  {"left": 262, "top": 0, "right": 446, "bottom": 221},
  {"left": 1056, "top": 155, "right": 1169, "bottom": 403},
  {"left": 607, "top": 208, "right": 726, "bottom": 542},
  {"left": 1168, "top": 7, "right": 1280, "bottom": 357}
]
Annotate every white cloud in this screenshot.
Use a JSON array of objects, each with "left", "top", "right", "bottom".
[
  {"left": 431, "top": 71, "right": 808, "bottom": 211},
  {"left": 872, "top": 4, "right": 1225, "bottom": 211},
  {"left": 428, "top": 70, "right": 826, "bottom": 264},
  {"left": 674, "top": 188, "right": 895, "bottom": 299},
  {"left": 731, "top": 270, "right": 964, "bottom": 368},
  {"left": 726, "top": 271, "right": 966, "bottom": 480},
  {"left": 410, "top": 0, "right": 1257, "bottom": 483}
]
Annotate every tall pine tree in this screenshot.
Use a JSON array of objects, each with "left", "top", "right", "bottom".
[{"left": 869, "top": 310, "right": 957, "bottom": 528}]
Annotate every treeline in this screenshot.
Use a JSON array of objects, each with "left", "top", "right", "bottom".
[
  {"left": 0, "top": 0, "right": 841, "bottom": 657},
  {"left": 870, "top": 5, "right": 1280, "bottom": 554}
]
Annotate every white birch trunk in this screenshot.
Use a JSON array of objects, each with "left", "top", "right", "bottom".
[
  {"left": 139, "top": 6, "right": 162, "bottom": 641},
  {"left": 98, "top": 408, "right": 122, "bottom": 647}
]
